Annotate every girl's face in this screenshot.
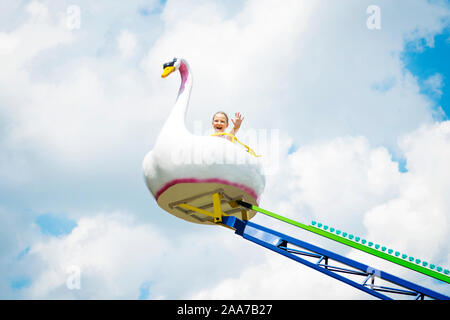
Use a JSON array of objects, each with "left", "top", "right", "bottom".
[{"left": 212, "top": 113, "right": 228, "bottom": 132}]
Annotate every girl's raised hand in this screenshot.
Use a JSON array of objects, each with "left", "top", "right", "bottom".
[{"left": 231, "top": 112, "right": 244, "bottom": 130}]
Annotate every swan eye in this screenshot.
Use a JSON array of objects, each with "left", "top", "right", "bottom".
[{"left": 163, "top": 58, "right": 178, "bottom": 69}]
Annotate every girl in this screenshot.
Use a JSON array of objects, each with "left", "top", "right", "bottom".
[{"left": 212, "top": 111, "right": 244, "bottom": 142}]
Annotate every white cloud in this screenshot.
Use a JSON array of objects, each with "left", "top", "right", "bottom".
[
  {"left": 191, "top": 250, "right": 366, "bottom": 300},
  {"left": 21, "top": 212, "right": 166, "bottom": 299},
  {"left": 423, "top": 73, "right": 444, "bottom": 98},
  {"left": 0, "top": 2, "right": 163, "bottom": 176},
  {"left": 257, "top": 135, "right": 402, "bottom": 238},
  {"left": 0, "top": 32, "right": 20, "bottom": 55},
  {"left": 0, "top": 2, "right": 73, "bottom": 73},
  {"left": 117, "top": 30, "right": 137, "bottom": 58},
  {"left": 15, "top": 210, "right": 265, "bottom": 299},
  {"left": 364, "top": 121, "right": 450, "bottom": 260}
]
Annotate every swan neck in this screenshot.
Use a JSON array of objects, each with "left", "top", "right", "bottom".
[{"left": 159, "top": 59, "right": 192, "bottom": 139}]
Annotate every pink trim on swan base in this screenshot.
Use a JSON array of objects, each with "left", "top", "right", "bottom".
[{"left": 155, "top": 178, "right": 259, "bottom": 202}]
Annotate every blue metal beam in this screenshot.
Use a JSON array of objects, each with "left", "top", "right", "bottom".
[{"left": 221, "top": 216, "right": 449, "bottom": 300}]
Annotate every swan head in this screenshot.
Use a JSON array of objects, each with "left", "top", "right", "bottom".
[{"left": 161, "top": 57, "right": 181, "bottom": 78}]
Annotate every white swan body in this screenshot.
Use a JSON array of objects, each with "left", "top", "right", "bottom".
[{"left": 143, "top": 58, "right": 265, "bottom": 224}]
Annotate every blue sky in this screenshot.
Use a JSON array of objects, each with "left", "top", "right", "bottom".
[
  {"left": 402, "top": 28, "right": 450, "bottom": 120},
  {"left": 35, "top": 213, "right": 77, "bottom": 237},
  {"left": 0, "top": 0, "right": 449, "bottom": 299}
]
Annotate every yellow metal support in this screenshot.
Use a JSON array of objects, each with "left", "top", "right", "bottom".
[
  {"left": 175, "top": 192, "right": 226, "bottom": 224},
  {"left": 212, "top": 192, "right": 224, "bottom": 223},
  {"left": 177, "top": 203, "right": 215, "bottom": 218},
  {"left": 241, "top": 210, "right": 249, "bottom": 221}
]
